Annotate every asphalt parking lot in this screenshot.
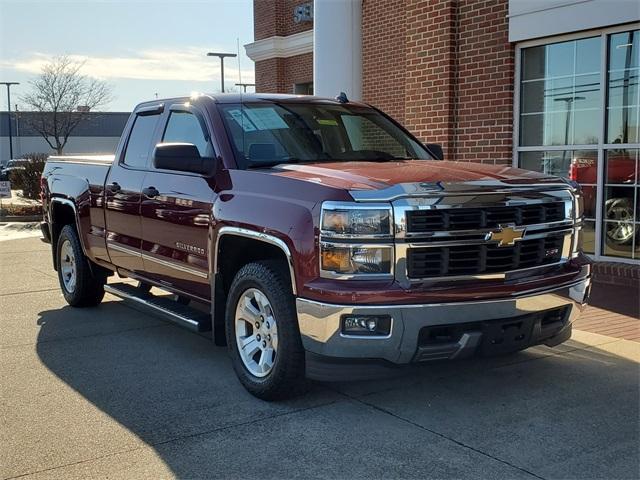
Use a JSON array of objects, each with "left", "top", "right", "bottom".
[{"left": 1, "top": 236, "right": 639, "bottom": 480}]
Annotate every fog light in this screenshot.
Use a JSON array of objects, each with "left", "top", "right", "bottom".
[{"left": 341, "top": 315, "right": 392, "bottom": 336}]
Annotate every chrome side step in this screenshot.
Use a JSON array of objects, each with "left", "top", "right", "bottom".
[{"left": 105, "top": 283, "right": 211, "bottom": 333}]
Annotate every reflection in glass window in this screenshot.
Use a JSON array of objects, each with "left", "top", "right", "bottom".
[
  {"left": 520, "top": 37, "right": 601, "bottom": 146},
  {"left": 518, "top": 31, "right": 640, "bottom": 261},
  {"left": 602, "top": 149, "right": 639, "bottom": 259},
  {"left": 606, "top": 30, "right": 640, "bottom": 144}
]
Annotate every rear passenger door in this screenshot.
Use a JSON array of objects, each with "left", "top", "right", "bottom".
[
  {"left": 105, "top": 106, "right": 162, "bottom": 273},
  {"left": 139, "top": 104, "right": 216, "bottom": 301}
]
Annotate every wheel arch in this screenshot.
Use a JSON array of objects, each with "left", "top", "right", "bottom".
[
  {"left": 49, "top": 198, "right": 84, "bottom": 270},
  {"left": 211, "top": 227, "right": 298, "bottom": 345}
]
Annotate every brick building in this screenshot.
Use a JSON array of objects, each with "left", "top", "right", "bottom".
[{"left": 246, "top": 0, "right": 640, "bottom": 267}]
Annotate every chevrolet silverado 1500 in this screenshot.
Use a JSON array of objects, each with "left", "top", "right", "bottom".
[{"left": 41, "top": 93, "right": 592, "bottom": 399}]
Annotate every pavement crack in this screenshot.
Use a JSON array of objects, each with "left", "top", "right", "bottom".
[{"left": 333, "top": 388, "right": 547, "bottom": 480}]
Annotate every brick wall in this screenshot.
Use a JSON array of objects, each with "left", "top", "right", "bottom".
[
  {"left": 254, "top": 0, "right": 313, "bottom": 40},
  {"left": 255, "top": 53, "right": 313, "bottom": 93},
  {"left": 254, "top": 0, "right": 314, "bottom": 94},
  {"left": 361, "top": 0, "right": 514, "bottom": 164},
  {"left": 454, "top": 0, "right": 514, "bottom": 164},
  {"left": 361, "top": 0, "right": 406, "bottom": 123}
]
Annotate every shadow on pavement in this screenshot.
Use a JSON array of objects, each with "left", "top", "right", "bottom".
[{"left": 35, "top": 302, "right": 639, "bottom": 479}]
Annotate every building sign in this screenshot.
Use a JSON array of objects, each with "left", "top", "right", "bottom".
[
  {"left": 0, "top": 181, "right": 11, "bottom": 199},
  {"left": 293, "top": 2, "right": 313, "bottom": 23}
]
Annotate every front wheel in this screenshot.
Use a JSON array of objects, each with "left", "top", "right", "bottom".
[
  {"left": 225, "top": 260, "right": 306, "bottom": 400},
  {"left": 57, "top": 225, "right": 105, "bottom": 307}
]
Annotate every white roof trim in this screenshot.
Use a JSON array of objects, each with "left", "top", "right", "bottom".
[{"left": 244, "top": 30, "right": 313, "bottom": 62}]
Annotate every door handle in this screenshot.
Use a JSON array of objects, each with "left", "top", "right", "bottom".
[
  {"left": 108, "top": 182, "right": 121, "bottom": 193},
  {"left": 142, "top": 186, "right": 159, "bottom": 198}
]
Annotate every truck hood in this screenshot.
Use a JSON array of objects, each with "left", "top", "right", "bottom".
[{"left": 270, "top": 160, "right": 568, "bottom": 198}]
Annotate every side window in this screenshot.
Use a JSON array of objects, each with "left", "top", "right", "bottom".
[
  {"left": 122, "top": 114, "right": 160, "bottom": 168},
  {"left": 162, "top": 111, "right": 211, "bottom": 156}
]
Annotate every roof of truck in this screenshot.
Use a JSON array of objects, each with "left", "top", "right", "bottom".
[{"left": 135, "top": 93, "right": 369, "bottom": 111}]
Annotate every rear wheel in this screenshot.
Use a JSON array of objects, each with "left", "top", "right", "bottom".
[
  {"left": 225, "top": 260, "right": 306, "bottom": 400},
  {"left": 57, "top": 225, "right": 105, "bottom": 307}
]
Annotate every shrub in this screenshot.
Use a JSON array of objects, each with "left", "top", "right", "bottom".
[{"left": 9, "top": 153, "right": 48, "bottom": 200}]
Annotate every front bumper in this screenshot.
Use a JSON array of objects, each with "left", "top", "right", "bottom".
[{"left": 297, "top": 277, "right": 591, "bottom": 380}]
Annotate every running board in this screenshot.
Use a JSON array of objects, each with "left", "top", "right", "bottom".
[{"left": 105, "top": 283, "right": 211, "bottom": 333}]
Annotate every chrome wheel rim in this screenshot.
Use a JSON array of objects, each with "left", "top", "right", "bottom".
[
  {"left": 60, "top": 240, "right": 77, "bottom": 293},
  {"left": 606, "top": 203, "right": 635, "bottom": 244},
  {"left": 234, "top": 288, "right": 278, "bottom": 378}
]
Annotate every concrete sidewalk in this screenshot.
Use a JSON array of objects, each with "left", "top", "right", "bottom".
[{"left": 1, "top": 237, "right": 638, "bottom": 480}]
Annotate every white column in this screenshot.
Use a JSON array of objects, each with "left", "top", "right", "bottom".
[{"left": 313, "top": 0, "right": 362, "bottom": 100}]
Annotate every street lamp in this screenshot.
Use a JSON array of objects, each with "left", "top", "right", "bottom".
[
  {"left": 206, "top": 52, "right": 237, "bottom": 93},
  {"left": 235, "top": 83, "right": 256, "bottom": 93},
  {"left": 0, "top": 82, "right": 19, "bottom": 159},
  {"left": 553, "top": 95, "right": 586, "bottom": 174}
]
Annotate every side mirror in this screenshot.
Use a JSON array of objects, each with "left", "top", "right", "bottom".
[
  {"left": 152, "top": 142, "right": 215, "bottom": 175},
  {"left": 425, "top": 143, "right": 444, "bottom": 160}
]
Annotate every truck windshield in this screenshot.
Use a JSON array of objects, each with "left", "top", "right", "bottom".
[{"left": 219, "top": 103, "right": 433, "bottom": 169}]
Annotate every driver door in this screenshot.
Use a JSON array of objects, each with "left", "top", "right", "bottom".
[{"left": 139, "top": 104, "right": 217, "bottom": 301}]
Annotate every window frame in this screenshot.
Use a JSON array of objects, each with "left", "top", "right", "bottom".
[
  {"left": 119, "top": 104, "right": 164, "bottom": 171},
  {"left": 149, "top": 102, "right": 219, "bottom": 177},
  {"left": 513, "top": 22, "right": 640, "bottom": 264},
  {"left": 161, "top": 107, "right": 213, "bottom": 158}
]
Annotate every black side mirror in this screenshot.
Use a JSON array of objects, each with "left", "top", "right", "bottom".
[
  {"left": 425, "top": 143, "right": 444, "bottom": 160},
  {"left": 152, "top": 142, "right": 216, "bottom": 175}
]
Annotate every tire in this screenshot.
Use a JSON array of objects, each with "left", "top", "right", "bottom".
[
  {"left": 225, "top": 260, "right": 306, "bottom": 400},
  {"left": 56, "top": 225, "right": 105, "bottom": 307}
]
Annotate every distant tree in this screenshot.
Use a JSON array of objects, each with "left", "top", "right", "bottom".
[{"left": 21, "top": 56, "right": 113, "bottom": 154}]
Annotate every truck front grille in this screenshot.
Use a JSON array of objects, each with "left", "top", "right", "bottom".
[
  {"left": 406, "top": 235, "right": 564, "bottom": 278},
  {"left": 406, "top": 202, "right": 566, "bottom": 233}
]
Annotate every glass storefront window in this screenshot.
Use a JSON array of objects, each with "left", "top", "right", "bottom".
[
  {"left": 602, "top": 149, "right": 639, "bottom": 259},
  {"left": 606, "top": 31, "right": 639, "bottom": 144},
  {"left": 518, "top": 150, "right": 598, "bottom": 254},
  {"left": 518, "top": 29, "right": 640, "bottom": 262},
  {"left": 520, "top": 37, "right": 601, "bottom": 147}
]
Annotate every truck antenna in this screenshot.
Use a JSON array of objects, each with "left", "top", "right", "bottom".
[{"left": 336, "top": 92, "right": 348, "bottom": 103}]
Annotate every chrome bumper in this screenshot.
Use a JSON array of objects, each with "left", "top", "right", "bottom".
[{"left": 296, "top": 277, "right": 591, "bottom": 365}]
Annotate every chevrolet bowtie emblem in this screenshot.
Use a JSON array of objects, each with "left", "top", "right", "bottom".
[{"left": 486, "top": 224, "right": 526, "bottom": 247}]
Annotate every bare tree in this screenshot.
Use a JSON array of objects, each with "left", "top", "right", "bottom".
[{"left": 21, "top": 56, "right": 113, "bottom": 154}]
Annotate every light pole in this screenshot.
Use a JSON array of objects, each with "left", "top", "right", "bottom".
[
  {"left": 206, "top": 52, "right": 237, "bottom": 93},
  {"left": 235, "top": 83, "right": 256, "bottom": 93},
  {"left": 0, "top": 82, "right": 19, "bottom": 159}
]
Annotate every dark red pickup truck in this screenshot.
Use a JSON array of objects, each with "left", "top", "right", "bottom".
[{"left": 41, "top": 93, "right": 591, "bottom": 399}]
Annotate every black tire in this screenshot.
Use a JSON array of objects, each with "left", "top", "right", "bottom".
[
  {"left": 56, "top": 225, "right": 105, "bottom": 307},
  {"left": 225, "top": 260, "right": 306, "bottom": 400}
]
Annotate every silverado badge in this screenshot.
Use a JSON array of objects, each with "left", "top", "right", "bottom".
[{"left": 486, "top": 224, "right": 526, "bottom": 247}]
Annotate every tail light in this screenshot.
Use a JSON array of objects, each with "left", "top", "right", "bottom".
[{"left": 569, "top": 160, "right": 578, "bottom": 181}]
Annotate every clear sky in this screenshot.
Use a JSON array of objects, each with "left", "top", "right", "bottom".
[{"left": 0, "top": 0, "right": 255, "bottom": 112}]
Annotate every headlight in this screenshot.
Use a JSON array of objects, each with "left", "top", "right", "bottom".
[
  {"left": 321, "top": 202, "right": 392, "bottom": 238},
  {"left": 320, "top": 243, "right": 393, "bottom": 277}
]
